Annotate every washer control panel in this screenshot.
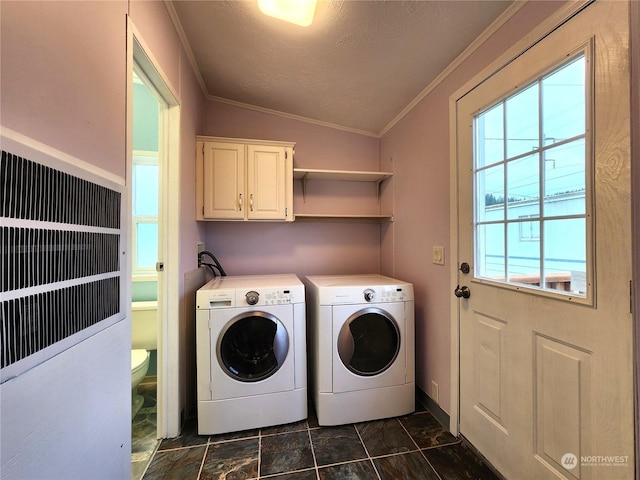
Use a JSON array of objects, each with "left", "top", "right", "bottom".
[
  {"left": 196, "top": 274, "right": 304, "bottom": 309},
  {"left": 242, "top": 288, "right": 293, "bottom": 306},
  {"left": 197, "top": 287, "right": 296, "bottom": 308}
]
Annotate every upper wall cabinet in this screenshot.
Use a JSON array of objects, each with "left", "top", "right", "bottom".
[{"left": 196, "top": 136, "right": 295, "bottom": 222}]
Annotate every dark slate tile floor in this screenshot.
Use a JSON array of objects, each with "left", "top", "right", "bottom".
[
  {"left": 140, "top": 401, "right": 502, "bottom": 480},
  {"left": 132, "top": 380, "right": 159, "bottom": 480}
]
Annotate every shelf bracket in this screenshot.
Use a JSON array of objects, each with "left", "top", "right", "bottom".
[
  {"left": 376, "top": 179, "right": 383, "bottom": 204},
  {"left": 301, "top": 172, "right": 308, "bottom": 203}
]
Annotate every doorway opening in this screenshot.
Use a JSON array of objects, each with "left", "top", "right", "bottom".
[
  {"left": 130, "top": 66, "right": 163, "bottom": 474},
  {"left": 128, "top": 29, "right": 182, "bottom": 478}
]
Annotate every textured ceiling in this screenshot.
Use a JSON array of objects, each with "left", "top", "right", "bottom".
[{"left": 169, "top": 0, "right": 514, "bottom": 136}]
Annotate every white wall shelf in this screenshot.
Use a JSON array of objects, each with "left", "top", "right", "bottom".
[
  {"left": 293, "top": 168, "right": 393, "bottom": 203},
  {"left": 293, "top": 168, "right": 393, "bottom": 183},
  {"left": 292, "top": 168, "right": 393, "bottom": 222},
  {"left": 293, "top": 213, "right": 394, "bottom": 223}
]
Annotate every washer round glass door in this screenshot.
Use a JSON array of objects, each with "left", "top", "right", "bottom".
[
  {"left": 337, "top": 307, "right": 400, "bottom": 376},
  {"left": 217, "top": 312, "right": 289, "bottom": 382}
]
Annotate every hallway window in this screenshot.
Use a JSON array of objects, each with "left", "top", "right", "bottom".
[
  {"left": 132, "top": 151, "right": 158, "bottom": 272},
  {"left": 132, "top": 71, "right": 160, "bottom": 275}
]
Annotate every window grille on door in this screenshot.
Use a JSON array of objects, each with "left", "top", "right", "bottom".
[
  {"left": 1, "top": 148, "right": 124, "bottom": 382},
  {"left": 473, "top": 52, "right": 591, "bottom": 300}
]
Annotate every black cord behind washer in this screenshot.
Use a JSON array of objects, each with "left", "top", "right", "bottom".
[{"left": 198, "top": 250, "right": 227, "bottom": 277}]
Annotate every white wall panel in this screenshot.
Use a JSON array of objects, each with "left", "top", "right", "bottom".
[{"left": 1, "top": 322, "right": 130, "bottom": 480}]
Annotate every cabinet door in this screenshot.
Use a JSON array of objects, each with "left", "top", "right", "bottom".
[
  {"left": 246, "top": 145, "right": 287, "bottom": 220},
  {"left": 202, "top": 142, "right": 245, "bottom": 220}
]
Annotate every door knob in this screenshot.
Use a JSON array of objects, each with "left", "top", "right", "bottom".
[{"left": 454, "top": 285, "right": 471, "bottom": 299}]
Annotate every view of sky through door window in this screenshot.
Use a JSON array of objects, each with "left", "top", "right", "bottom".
[{"left": 473, "top": 54, "right": 589, "bottom": 297}]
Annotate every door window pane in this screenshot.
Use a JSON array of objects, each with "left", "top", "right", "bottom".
[
  {"left": 543, "top": 139, "right": 586, "bottom": 216},
  {"left": 476, "top": 103, "right": 504, "bottom": 168},
  {"left": 476, "top": 223, "right": 505, "bottom": 280},
  {"left": 506, "top": 84, "right": 539, "bottom": 158},
  {"left": 473, "top": 53, "right": 589, "bottom": 298},
  {"left": 542, "top": 56, "right": 585, "bottom": 144},
  {"left": 476, "top": 164, "right": 504, "bottom": 222},
  {"left": 507, "top": 154, "right": 539, "bottom": 219},
  {"left": 543, "top": 218, "right": 586, "bottom": 294},
  {"left": 507, "top": 221, "right": 540, "bottom": 283}
]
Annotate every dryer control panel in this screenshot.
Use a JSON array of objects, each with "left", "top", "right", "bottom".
[
  {"left": 321, "top": 285, "right": 411, "bottom": 305},
  {"left": 369, "top": 286, "right": 407, "bottom": 303},
  {"left": 307, "top": 274, "right": 414, "bottom": 305}
]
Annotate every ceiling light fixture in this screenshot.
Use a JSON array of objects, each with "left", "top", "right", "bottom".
[{"left": 258, "top": 0, "right": 317, "bottom": 27}]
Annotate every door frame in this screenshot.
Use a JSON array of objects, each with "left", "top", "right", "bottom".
[
  {"left": 448, "top": 0, "right": 596, "bottom": 436},
  {"left": 126, "top": 18, "right": 182, "bottom": 438},
  {"left": 630, "top": 0, "right": 640, "bottom": 473}
]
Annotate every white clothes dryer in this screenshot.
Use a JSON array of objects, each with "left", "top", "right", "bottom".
[
  {"left": 306, "top": 274, "right": 415, "bottom": 426},
  {"left": 195, "top": 274, "right": 306, "bottom": 435}
]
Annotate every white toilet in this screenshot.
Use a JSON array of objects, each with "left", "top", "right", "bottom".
[{"left": 131, "top": 300, "right": 157, "bottom": 418}]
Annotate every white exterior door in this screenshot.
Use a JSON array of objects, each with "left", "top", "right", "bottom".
[{"left": 455, "top": 2, "right": 633, "bottom": 479}]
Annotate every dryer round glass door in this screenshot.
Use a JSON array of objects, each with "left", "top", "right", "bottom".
[
  {"left": 217, "top": 312, "right": 289, "bottom": 382},
  {"left": 337, "top": 307, "right": 400, "bottom": 376}
]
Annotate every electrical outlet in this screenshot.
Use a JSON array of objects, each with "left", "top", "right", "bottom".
[
  {"left": 196, "top": 242, "right": 205, "bottom": 268},
  {"left": 432, "top": 246, "right": 445, "bottom": 266},
  {"left": 431, "top": 381, "right": 439, "bottom": 404}
]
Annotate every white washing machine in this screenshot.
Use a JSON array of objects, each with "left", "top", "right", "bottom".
[
  {"left": 306, "top": 274, "right": 415, "bottom": 426},
  {"left": 195, "top": 274, "right": 307, "bottom": 434}
]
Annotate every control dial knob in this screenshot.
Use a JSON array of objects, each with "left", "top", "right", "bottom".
[
  {"left": 245, "top": 291, "right": 260, "bottom": 305},
  {"left": 364, "top": 289, "right": 375, "bottom": 302}
]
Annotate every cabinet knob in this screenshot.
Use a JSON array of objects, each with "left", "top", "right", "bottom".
[
  {"left": 238, "top": 193, "right": 243, "bottom": 211},
  {"left": 250, "top": 194, "right": 254, "bottom": 211}
]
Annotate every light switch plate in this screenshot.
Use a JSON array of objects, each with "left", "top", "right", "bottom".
[{"left": 432, "top": 246, "right": 445, "bottom": 266}]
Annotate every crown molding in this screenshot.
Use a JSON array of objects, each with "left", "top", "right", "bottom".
[
  {"left": 209, "top": 96, "right": 381, "bottom": 138},
  {"left": 379, "top": 1, "right": 528, "bottom": 136},
  {"left": 163, "top": 0, "right": 209, "bottom": 99}
]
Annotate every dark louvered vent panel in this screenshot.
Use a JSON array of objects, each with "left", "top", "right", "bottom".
[
  {"left": 1, "top": 150, "right": 120, "bottom": 228},
  {"left": 1, "top": 228, "right": 119, "bottom": 293},
  {"left": 1, "top": 148, "right": 123, "bottom": 377},
  {"left": 1, "top": 278, "right": 120, "bottom": 369}
]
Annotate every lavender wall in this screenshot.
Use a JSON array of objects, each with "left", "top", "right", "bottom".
[
  {"left": 380, "top": 1, "right": 567, "bottom": 413},
  {"left": 0, "top": 0, "right": 206, "bottom": 476},
  {"left": 202, "top": 101, "right": 382, "bottom": 278},
  {"left": 1, "top": 0, "right": 127, "bottom": 177}
]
